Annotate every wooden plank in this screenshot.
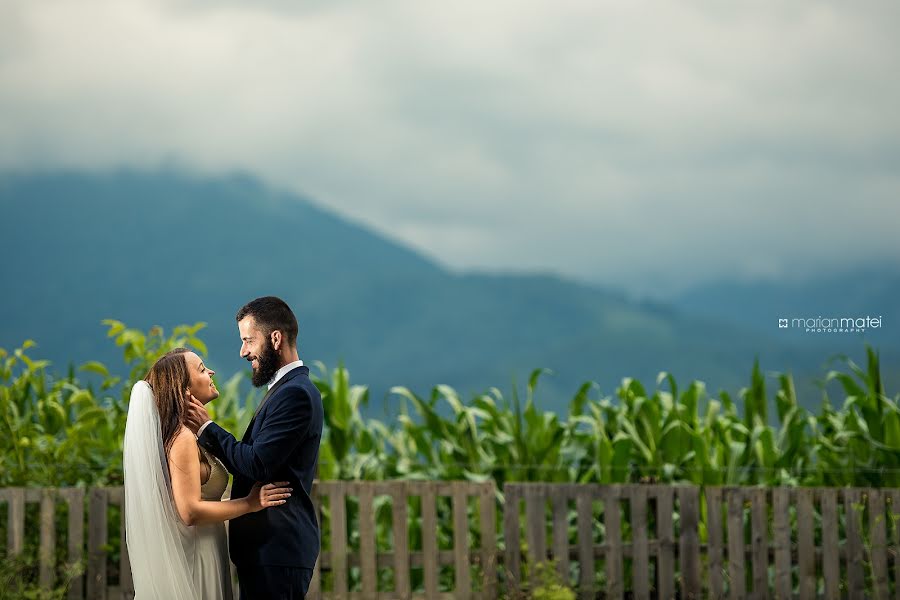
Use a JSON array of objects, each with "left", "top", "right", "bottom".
[
  {"left": 87, "top": 487, "right": 108, "bottom": 600},
  {"left": 605, "top": 487, "right": 624, "bottom": 600},
  {"left": 313, "top": 539, "right": 828, "bottom": 572},
  {"left": 39, "top": 488, "right": 56, "bottom": 589},
  {"left": 631, "top": 487, "right": 649, "bottom": 598},
  {"left": 503, "top": 486, "right": 521, "bottom": 592},
  {"left": 7, "top": 487, "right": 24, "bottom": 555},
  {"left": 843, "top": 488, "right": 865, "bottom": 600},
  {"left": 869, "top": 489, "right": 890, "bottom": 600},
  {"left": 107, "top": 487, "right": 123, "bottom": 504},
  {"left": 307, "top": 556, "right": 321, "bottom": 600},
  {"left": 679, "top": 486, "right": 701, "bottom": 600},
  {"left": 452, "top": 485, "right": 471, "bottom": 600},
  {"left": 656, "top": 486, "right": 674, "bottom": 600},
  {"left": 727, "top": 488, "right": 746, "bottom": 600},
  {"left": 844, "top": 488, "right": 865, "bottom": 599},
  {"left": 707, "top": 487, "right": 725, "bottom": 600},
  {"left": 820, "top": 489, "right": 840, "bottom": 600},
  {"left": 119, "top": 494, "right": 133, "bottom": 596},
  {"left": 422, "top": 485, "right": 439, "bottom": 600},
  {"left": 575, "top": 489, "right": 594, "bottom": 600},
  {"left": 358, "top": 485, "right": 377, "bottom": 600},
  {"left": 796, "top": 488, "right": 815, "bottom": 600},
  {"left": 307, "top": 483, "right": 321, "bottom": 600},
  {"left": 749, "top": 488, "right": 767, "bottom": 600},
  {"left": 551, "top": 493, "right": 569, "bottom": 583},
  {"left": 330, "top": 485, "right": 349, "bottom": 600},
  {"left": 65, "top": 488, "right": 85, "bottom": 600},
  {"left": 890, "top": 491, "right": 900, "bottom": 600},
  {"left": 479, "top": 483, "right": 498, "bottom": 600},
  {"left": 393, "top": 485, "right": 411, "bottom": 599},
  {"left": 771, "top": 488, "right": 791, "bottom": 600},
  {"left": 525, "top": 485, "right": 547, "bottom": 580}
]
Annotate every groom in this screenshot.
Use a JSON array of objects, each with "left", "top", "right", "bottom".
[{"left": 186, "top": 296, "right": 323, "bottom": 599}]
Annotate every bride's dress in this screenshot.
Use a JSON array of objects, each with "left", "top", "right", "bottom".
[
  {"left": 123, "top": 381, "right": 233, "bottom": 600},
  {"left": 195, "top": 447, "right": 234, "bottom": 599}
]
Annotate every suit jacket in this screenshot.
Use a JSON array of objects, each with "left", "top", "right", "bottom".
[{"left": 198, "top": 365, "right": 323, "bottom": 568}]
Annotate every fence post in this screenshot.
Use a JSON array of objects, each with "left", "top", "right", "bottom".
[
  {"left": 502, "top": 484, "right": 521, "bottom": 593},
  {"left": 87, "top": 487, "right": 108, "bottom": 600},
  {"left": 392, "top": 481, "right": 411, "bottom": 599},
  {"left": 869, "top": 489, "right": 889, "bottom": 600},
  {"left": 772, "top": 487, "right": 791, "bottom": 600},
  {"left": 64, "top": 488, "right": 85, "bottom": 600},
  {"left": 821, "top": 489, "right": 840, "bottom": 600},
  {"left": 678, "top": 486, "right": 701, "bottom": 599},
  {"left": 657, "top": 486, "right": 675, "bottom": 600},
  {"left": 422, "top": 484, "right": 439, "bottom": 600},
  {"left": 604, "top": 486, "right": 623, "bottom": 600},
  {"left": 631, "top": 486, "right": 649, "bottom": 598},
  {"left": 480, "top": 482, "right": 498, "bottom": 600},
  {"left": 844, "top": 488, "right": 865, "bottom": 599},
  {"left": 574, "top": 487, "right": 594, "bottom": 600},
  {"left": 7, "top": 488, "right": 25, "bottom": 556},
  {"left": 38, "top": 488, "right": 56, "bottom": 590},
  {"left": 330, "top": 483, "right": 348, "bottom": 600},
  {"left": 796, "top": 488, "right": 815, "bottom": 600},
  {"left": 749, "top": 488, "right": 768, "bottom": 598},
  {"left": 453, "top": 484, "right": 472, "bottom": 600}
]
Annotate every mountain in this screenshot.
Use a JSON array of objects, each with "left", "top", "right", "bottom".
[
  {"left": 1, "top": 170, "right": 895, "bottom": 414},
  {"left": 671, "top": 265, "right": 900, "bottom": 336},
  {"left": 670, "top": 271, "right": 899, "bottom": 384}
]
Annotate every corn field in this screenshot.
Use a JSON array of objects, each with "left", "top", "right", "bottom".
[
  {"left": 1, "top": 321, "right": 898, "bottom": 596},
  {"left": 2, "top": 320, "right": 898, "bottom": 489}
]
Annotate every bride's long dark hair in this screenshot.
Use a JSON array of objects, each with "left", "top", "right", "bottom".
[{"left": 144, "top": 347, "right": 191, "bottom": 456}]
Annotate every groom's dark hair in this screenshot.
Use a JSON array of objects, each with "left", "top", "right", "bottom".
[{"left": 236, "top": 296, "right": 299, "bottom": 347}]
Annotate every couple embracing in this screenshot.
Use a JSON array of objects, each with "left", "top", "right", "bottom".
[{"left": 123, "top": 296, "right": 323, "bottom": 599}]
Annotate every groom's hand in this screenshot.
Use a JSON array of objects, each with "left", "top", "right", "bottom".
[{"left": 184, "top": 395, "right": 211, "bottom": 434}]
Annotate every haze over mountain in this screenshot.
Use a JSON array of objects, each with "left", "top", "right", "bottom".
[
  {"left": 1, "top": 170, "right": 895, "bottom": 414},
  {"left": 672, "top": 268, "right": 900, "bottom": 337}
]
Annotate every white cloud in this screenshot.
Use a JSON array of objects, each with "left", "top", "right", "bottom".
[{"left": 2, "top": 0, "right": 899, "bottom": 296}]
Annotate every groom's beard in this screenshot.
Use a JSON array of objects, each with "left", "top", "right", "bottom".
[{"left": 250, "top": 339, "right": 281, "bottom": 388}]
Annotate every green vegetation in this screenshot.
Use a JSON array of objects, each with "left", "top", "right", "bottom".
[
  {"left": 2, "top": 322, "right": 899, "bottom": 488},
  {"left": 0, "top": 321, "right": 257, "bottom": 487},
  {"left": 2, "top": 321, "right": 898, "bottom": 596},
  {"left": 319, "top": 352, "right": 900, "bottom": 490},
  {"left": 0, "top": 551, "right": 82, "bottom": 600}
]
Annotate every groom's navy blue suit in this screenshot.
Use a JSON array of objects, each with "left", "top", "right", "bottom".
[{"left": 198, "top": 365, "right": 323, "bottom": 598}]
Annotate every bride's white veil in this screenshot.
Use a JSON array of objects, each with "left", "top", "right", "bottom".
[{"left": 123, "top": 380, "right": 198, "bottom": 599}]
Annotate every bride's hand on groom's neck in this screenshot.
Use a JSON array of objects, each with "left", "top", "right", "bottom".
[{"left": 185, "top": 394, "right": 211, "bottom": 435}]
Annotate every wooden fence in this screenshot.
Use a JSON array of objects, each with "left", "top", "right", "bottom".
[
  {"left": 309, "top": 481, "right": 497, "bottom": 600},
  {"left": 3, "top": 482, "right": 900, "bottom": 599},
  {"left": 504, "top": 483, "right": 700, "bottom": 599},
  {"left": 504, "top": 483, "right": 900, "bottom": 599},
  {"left": 0, "top": 481, "right": 498, "bottom": 600}
]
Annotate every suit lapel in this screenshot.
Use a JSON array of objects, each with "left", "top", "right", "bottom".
[{"left": 241, "top": 366, "right": 305, "bottom": 440}]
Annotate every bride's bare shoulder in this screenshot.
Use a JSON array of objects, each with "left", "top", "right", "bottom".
[{"left": 169, "top": 426, "right": 199, "bottom": 461}]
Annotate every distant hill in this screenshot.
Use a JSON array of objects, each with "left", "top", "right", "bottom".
[
  {"left": 671, "top": 265, "right": 900, "bottom": 336},
  {"left": 1, "top": 170, "right": 895, "bottom": 414},
  {"left": 670, "top": 270, "right": 899, "bottom": 392}
]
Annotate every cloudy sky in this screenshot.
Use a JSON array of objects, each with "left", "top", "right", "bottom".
[{"left": 2, "top": 0, "right": 899, "bottom": 296}]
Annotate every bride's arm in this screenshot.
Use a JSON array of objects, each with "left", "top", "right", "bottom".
[{"left": 168, "top": 427, "right": 291, "bottom": 526}]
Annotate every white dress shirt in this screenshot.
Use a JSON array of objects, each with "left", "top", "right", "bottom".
[
  {"left": 196, "top": 359, "right": 304, "bottom": 437},
  {"left": 268, "top": 359, "right": 304, "bottom": 390}
]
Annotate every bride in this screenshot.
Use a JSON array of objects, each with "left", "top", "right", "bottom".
[{"left": 123, "top": 347, "right": 291, "bottom": 599}]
